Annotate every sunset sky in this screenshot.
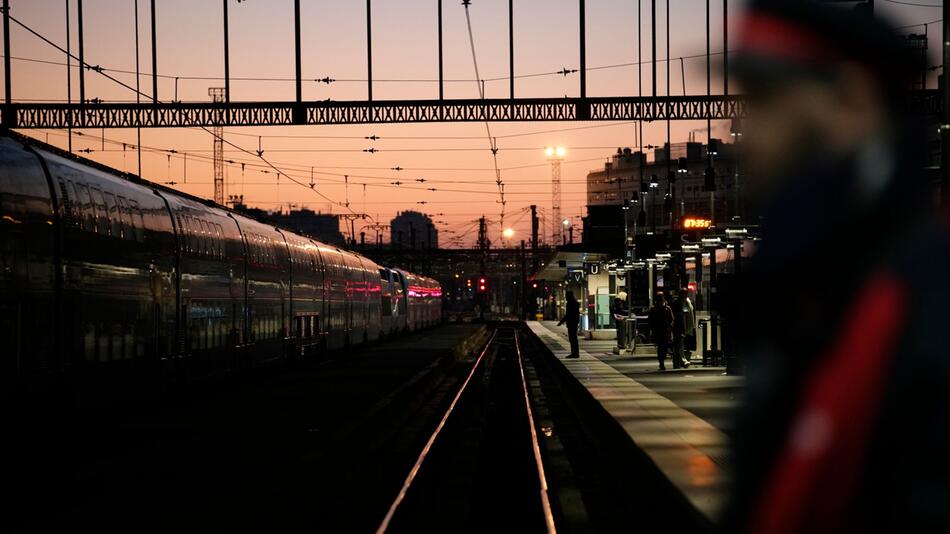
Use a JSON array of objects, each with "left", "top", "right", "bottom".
[{"left": 4, "top": 0, "right": 941, "bottom": 247}]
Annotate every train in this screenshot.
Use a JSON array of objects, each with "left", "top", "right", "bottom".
[{"left": 0, "top": 132, "right": 442, "bottom": 388}]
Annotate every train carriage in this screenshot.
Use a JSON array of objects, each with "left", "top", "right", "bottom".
[
  {"left": 232, "top": 215, "right": 291, "bottom": 367},
  {"left": 159, "top": 193, "right": 245, "bottom": 377},
  {"left": 32, "top": 144, "right": 178, "bottom": 383},
  {"left": 2, "top": 132, "right": 441, "bottom": 390},
  {"left": 278, "top": 231, "right": 326, "bottom": 358},
  {"left": 397, "top": 269, "right": 443, "bottom": 331},
  {"left": 378, "top": 267, "right": 407, "bottom": 337}
]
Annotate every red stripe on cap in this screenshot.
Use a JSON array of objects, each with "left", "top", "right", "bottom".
[{"left": 738, "top": 12, "right": 839, "bottom": 67}]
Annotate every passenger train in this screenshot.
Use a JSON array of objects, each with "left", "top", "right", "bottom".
[{"left": 0, "top": 132, "right": 441, "bottom": 388}]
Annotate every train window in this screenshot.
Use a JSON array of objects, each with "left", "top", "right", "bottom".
[
  {"left": 175, "top": 215, "right": 185, "bottom": 250},
  {"left": 104, "top": 191, "right": 120, "bottom": 238},
  {"left": 59, "top": 181, "right": 72, "bottom": 228},
  {"left": 89, "top": 187, "right": 108, "bottom": 235},
  {"left": 177, "top": 215, "right": 188, "bottom": 253},
  {"left": 213, "top": 223, "right": 223, "bottom": 258},
  {"left": 74, "top": 183, "right": 94, "bottom": 232},
  {"left": 65, "top": 180, "right": 85, "bottom": 230},
  {"left": 128, "top": 200, "right": 145, "bottom": 241},
  {"left": 175, "top": 215, "right": 185, "bottom": 249},
  {"left": 116, "top": 196, "right": 133, "bottom": 240},
  {"left": 187, "top": 217, "right": 197, "bottom": 254},
  {"left": 199, "top": 219, "right": 210, "bottom": 256},
  {"left": 187, "top": 217, "right": 198, "bottom": 254}
]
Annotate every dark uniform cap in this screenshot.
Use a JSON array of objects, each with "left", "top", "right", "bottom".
[{"left": 733, "top": 0, "right": 914, "bottom": 103}]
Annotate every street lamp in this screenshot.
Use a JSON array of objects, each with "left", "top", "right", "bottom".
[{"left": 562, "top": 217, "right": 573, "bottom": 245}]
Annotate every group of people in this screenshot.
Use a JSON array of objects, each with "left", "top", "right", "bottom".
[
  {"left": 558, "top": 287, "right": 696, "bottom": 371},
  {"left": 647, "top": 289, "right": 696, "bottom": 371}
]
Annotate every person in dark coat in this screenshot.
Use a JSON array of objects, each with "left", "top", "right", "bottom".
[
  {"left": 670, "top": 289, "right": 691, "bottom": 369},
  {"left": 722, "top": 2, "right": 950, "bottom": 532},
  {"left": 611, "top": 290, "right": 630, "bottom": 353},
  {"left": 557, "top": 291, "right": 581, "bottom": 358},
  {"left": 647, "top": 292, "right": 673, "bottom": 371}
]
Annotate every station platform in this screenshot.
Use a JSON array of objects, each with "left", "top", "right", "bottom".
[{"left": 527, "top": 320, "right": 744, "bottom": 525}]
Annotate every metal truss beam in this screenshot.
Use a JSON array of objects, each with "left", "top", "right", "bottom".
[
  {"left": 1, "top": 96, "right": 751, "bottom": 129},
  {"left": 3, "top": 91, "right": 937, "bottom": 129}
]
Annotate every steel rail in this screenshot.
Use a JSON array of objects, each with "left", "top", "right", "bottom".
[
  {"left": 514, "top": 329, "right": 558, "bottom": 534},
  {"left": 375, "top": 329, "right": 499, "bottom": 534}
]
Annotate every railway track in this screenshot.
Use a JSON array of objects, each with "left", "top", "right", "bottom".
[
  {"left": 376, "top": 327, "right": 557, "bottom": 534},
  {"left": 14, "top": 322, "right": 707, "bottom": 532}
]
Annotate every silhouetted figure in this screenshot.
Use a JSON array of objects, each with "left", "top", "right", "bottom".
[
  {"left": 557, "top": 291, "right": 581, "bottom": 358},
  {"left": 671, "top": 288, "right": 693, "bottom": 368},
  {"left": 611, "top": 290, "right": 630, "bottom": 353},
  {"left": 724, "top": 2, "right": 950, "bottom": 532},
  {"left": 648, "top": 292, "right": 673, "bottom": 371}
]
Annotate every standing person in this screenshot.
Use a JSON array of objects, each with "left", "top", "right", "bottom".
[
  {"left": 723, "top": 2, "right": 950, "bottom": 532},
  {"left": 557, "top": 290, "right": 581, "bottom": 359},
  {"left": 611, "top": 290, "right": 630, "bottom": 354},
  {"left": 671, "top": 289, "right": 692, "bottom": 368},
  {"left": 647, "top": 292, "right": 673, "bottom": 371}
]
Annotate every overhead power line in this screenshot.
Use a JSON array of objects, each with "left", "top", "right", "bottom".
[{"left": 7, "top": 14, "right": 371, "bottom": 223}]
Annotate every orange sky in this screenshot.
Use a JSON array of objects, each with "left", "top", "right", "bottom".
[{"left": 4, "top": 0, "right": 941, "bottom": 247}]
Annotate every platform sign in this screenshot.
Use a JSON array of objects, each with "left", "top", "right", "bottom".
[
  {"left": 584, "top": 262, "right": 601, "bottom": 275},
  {"left": 681, "top": 217, "right": 712, "bottom": 230},
  {"left": 567, "top": 268, "right": 585, "bottom": 284}
]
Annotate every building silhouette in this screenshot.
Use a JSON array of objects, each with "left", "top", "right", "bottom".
[
  {"left": 582, "top": 140, "right": 742, "bottom": 256},
  {"left": 390, "top": 210, "right": 437, "bottom": 249}
]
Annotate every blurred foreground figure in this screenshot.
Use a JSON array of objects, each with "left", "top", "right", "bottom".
[{"left": 726, "top": 2, "right": 950, "bottom": 532}]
